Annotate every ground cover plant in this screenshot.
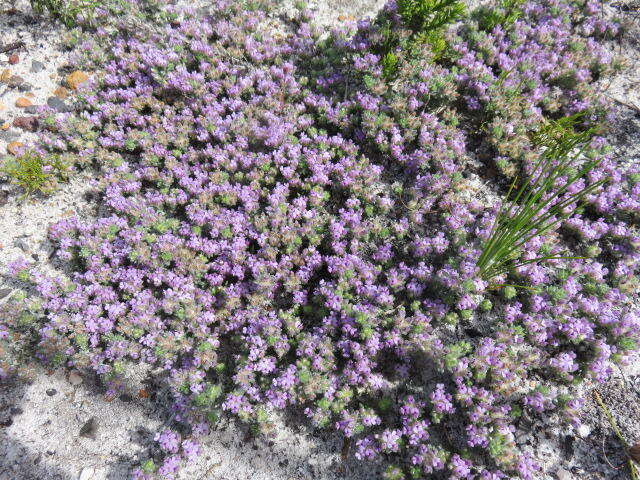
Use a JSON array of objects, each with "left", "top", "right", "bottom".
[{"left": 1, "top": 0, "right": 640, "bottom": 479}]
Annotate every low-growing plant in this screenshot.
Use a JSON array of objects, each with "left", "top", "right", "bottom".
[
  {"left": 375, "top": 0, "right": 465, "bottom": 78},
  {"left": 477, "top": 117, "right": 606, "bottom": 281},
  {"left": 30, "top": 0, "right": 99, "bottom": 27},
  {"left": 1, "top": 151, "right": 68, "bottom": 195},
  {"left": 1, "top": 1, "right": 637, "bottom": 479}
]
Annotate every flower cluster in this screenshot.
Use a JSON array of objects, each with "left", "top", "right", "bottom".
[{"left": 1, "top": 0, "right": 638, "bottom": 479}]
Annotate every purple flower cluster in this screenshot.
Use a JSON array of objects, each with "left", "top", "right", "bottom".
[{"left": 1, "top": 0, "right": 638, "bottom": 479}]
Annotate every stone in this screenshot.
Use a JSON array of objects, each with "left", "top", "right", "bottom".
[
  {"left": 8, "top": 53, "right": 19, "bottom": 65},
  {"left": 13, "top": 238, "right": 29, "bottom": 252},
  {"left": 555, "top": 468, "right": 572, "bottom": 480},
  {"left": 7, "top": 75, "right": 25, "bottom": 88},
  {"left": 0, "top": 69, "right": 10, "bottom": 83},
  {"left": 68, "top": 370, "right": 83, "bottom": 386},
  {"left": 0, "top": 130, "right": 19, "bottom": 142},
  {"left": 53, "top": 86, "right": 69, "bottom": 99},
  {"left": 13, "top": 116, "right": 38, "bottom": 132},
  {"left": 0, "top": 102, "right": 4, "bottom": 111},
  {"left": 47, "top": 96, "right": 73, "bottom": 113},
  {"left": 7, "top": 141, "right": 24, "bottom": 155},
  {"left": 576, "top": 424, "right": 591, "bottom": 437},
  {"left": 78, "top": 467, "right": 95, "bottom": 480},
  {"left": 30, "top": 60, "right": 45, "bottom": 73},
  {"left": 24, "top": 105, "right": 40, "bottom": 114},
  {"left": 0, "top": 288, "right": 12, "bottom": 300},
  {"left": 79, "top": 417, "right": 98, "bottom": 440},
  {"left": 66, "top": 70, "right": 90, "bottom": 91},
  {"left": 18, "top": 82, "right": 33, "bottom": 92},
  {"left": 15, "top": 97, "right": 32, "bottom": 108},
  {"left": 46, "top": 388, "right": 57, "bottom": 396}
]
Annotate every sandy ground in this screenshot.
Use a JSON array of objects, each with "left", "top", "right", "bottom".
[{"left": 0, "top": 1, "right": 639, "bottom": 480}]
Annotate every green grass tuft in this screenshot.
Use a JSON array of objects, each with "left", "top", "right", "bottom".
[{"left": 477, "top": 115, "right": 606, "bottom": 281}]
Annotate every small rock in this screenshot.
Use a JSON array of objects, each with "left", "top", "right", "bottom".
[
  {"left": 8, "top": 54, "right": 19, "bottom": 65},
  {"left": 47, "top": 96, "right": 73, "bottom": 113},
  {"left": 18, "top": 82, "right": 33, "bottom": 92},
  {"left": 66, "top": 70, "right": 90, "bottom": 91},
  {"left": 555, "top": 468, "right": 572, "bottom": 480},
  {"left": 24, "top": 105, "right": 40, "bottom": 114},
  {"left": 119, "top": 393, "right": 133, "bottom": 403},
  {"left": 53, "top": 86, "right": 69, "bottom": 99},
  {"left": 46, "top": 388, "right": 57, "bottom": 397},
  {"left": 13, "top": 116, "right": 38, "bottom": 132},
  {"left": 0, "top": 102, "right": 4, "bottom": 111},
  {"left": 576, "top": 424, "right": 591, "bottom": 437},
  {"left": 79, "top": 417, "right": 98, "bottom": 439},
  {"left": 30, "top": 60, "right": 45, "bottom": 73},
  {"left": 46, "top": 450, "right": 55, "bottom": 456},
  {"left": 68, "top": 370, "right": 83, "bottom": 386},
  {"left": 7, "top": 75, "right": 24, "bottom": 88},
  {"left": 15, "top": 97, "right": 33, "bottom": 108},
  {"left": 0, "top": 417, "right": 13, "bottom": 428},
  {"left": 0, "top": 69, "right": 10, "bottom": 83},
  {"left": 31, "top": 253, "right": 39, "bottom": 261},
  {"left": 78, "top": 467, "right": 95, "bottom": 480},
  {"left": 9, "top": 406, "right": 23, "bottom": 415},
  {"left": 0, "top": 288, "right": 12, "bottom": 300},
  {"left": 13, "top": 238, "right": 29, "bottom": 252},
  {"left": 7, "top": 141, "right": 24, "bottom": 155},
  {"left": 0, "top": 130, "right": 20, "bottom": 142}
]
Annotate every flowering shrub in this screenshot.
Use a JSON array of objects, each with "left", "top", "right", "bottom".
[{"left": 2, "top": 0, "right": 639, "bottom": 479}]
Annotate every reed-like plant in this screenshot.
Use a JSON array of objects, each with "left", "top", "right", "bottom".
[{"left": 477, "top": 116, "right": 606, "bottom": 281}]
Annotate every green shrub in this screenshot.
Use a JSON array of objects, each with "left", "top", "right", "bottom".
[
  {"left": 30, "top": 0, "right": 99, "bottom": 27},
  {"left": 1, "top": 151, "right": 69, "bottom": 195}
]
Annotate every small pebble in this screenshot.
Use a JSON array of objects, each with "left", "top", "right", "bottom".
[
  {"left": 78, "top": 467, "right": 95, "bottom": 480},
  {"left": 576, "top": 424, "right": 591, "bottom": 437},
  {"left": 13, "top": 238, "right": 29, "bottom": 252},
  {"left": 15, "top": 97, "right": 33, "bottom": 108},
  {"left": 7, "top": 141, "right": 24, "bottom": 155},
  {"left": 53, "top": 86, "right": 69, "bottom": 99},
  {"left": 24, "top": 105, "right": 40, "bottom": 114},
  {"left": 31, "top": 253, "right": 39, "bottom": 261},
  {"left": 0, "top": 130, "right": 20, "bottom": 142},
  {"left": 555, "top": 468, "right": 572, "bottom": 480},
  {"left": 0, "top": 69, "right": 10, "bottom": 83},
  {"left": 79, "top": 417, "right": 98, "bottom": 440},
  {"left": 0, "top": 288, "right": 12, "bottom": 299},
  {"left": 68, "top": 370, "right": 83, "bottom": 386},
  {"left": 8, "top": 53, "right": 19, "bottom": 65},
  {"left": 7, "top": 75, "right": 24, "bottom": 88},
  {"left": 13, "top": 116, "right": 38, "bottom": 132},
  {"left": 66, "top": 70, "right": 90, "bottom": 91},
  {"left": 30, "top": 60, "right": 45, "bottom": 73},
  {"left": 46, "top": 388, "right": 57, "bottom": 396},
  {"left": 47, "top": 96, "right": 72, "bottom": 113},
  {"left": 18, "top": 82, "right": 33, "bottom": 92}
]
